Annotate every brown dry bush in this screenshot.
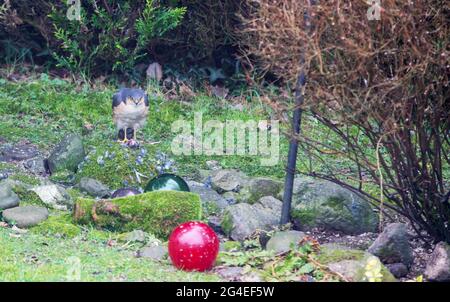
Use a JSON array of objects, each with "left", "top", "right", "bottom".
[{"left": 240, "top": 0, "right": 450, "bottom": 243}]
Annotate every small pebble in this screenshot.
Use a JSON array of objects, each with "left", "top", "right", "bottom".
[{"left": 97, "top": 156, "right": 104, "bottom": 166}]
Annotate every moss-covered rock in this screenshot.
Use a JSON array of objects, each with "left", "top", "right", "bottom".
[
  {"left": 237, "top": 177, "right": 283, "bottom": 204},
  {"left": 73, "top": 190, "right": 202, "bottom": 239},
  {"left": 317, "top": 244, "right": 367, "bottom": 263},
  {"left": 76, "top": 143, "right": 162, "bottom": 189},
  {"left": 317, "top": 244, "right": 396, "bottom": 282},
  {"left": 30, "top": 184, "right": 73, "bottom": 211},
  {"left": 0, "top": 181, "right": 20, "bottom": 210},
  {"left": 31, "top": 213, "right": 81, "bottom": 238},
  {"left": 47, "top": 134, "right": 85, "bottom": 173},
  {"left": 49, "top": 169, "right": 76, "bottom": 186},
  {"left": 220, "top": 196, "right": 281, "bottom": 242},
  {"left": 291, "top": 176, "right": 378, "bottom": 235},
  {"left": 187, "top": 181, "right": 228, "bottom": 216}
]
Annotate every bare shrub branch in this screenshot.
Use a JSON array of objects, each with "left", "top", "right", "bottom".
[{"left": 239, "top": 0, "right": 450, "bottom": 243}]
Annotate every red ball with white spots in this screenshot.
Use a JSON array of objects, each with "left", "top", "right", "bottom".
[{"left": 168, "top": 221, "right": 219, "bottom": 272}]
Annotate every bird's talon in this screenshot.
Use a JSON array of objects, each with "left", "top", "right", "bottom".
[{"left": 117, "top": 138, "right": 129, "bottom": 145}]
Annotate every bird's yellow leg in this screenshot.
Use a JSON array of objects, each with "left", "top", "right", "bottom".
[{"left": 121, "top": 128, "right": 129, "bottom": 144}]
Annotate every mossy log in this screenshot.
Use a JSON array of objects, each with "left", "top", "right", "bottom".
[{"left": 73, "top": 191, "right": 202, "bottom": 239}]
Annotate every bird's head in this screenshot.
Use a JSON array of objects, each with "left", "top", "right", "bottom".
[
  {"left": 120, "top": 88, "right": 148, "bottom": 107},
  {"left": 113, "top": 88, "right": 149, "bottom": 110},
  {"left": 126, "top": 96, "right": 145, "bottom": 106}
]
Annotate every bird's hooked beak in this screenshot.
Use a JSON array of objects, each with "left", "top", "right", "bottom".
[{"left": 130, "top": 97, "right": 143, "bottom": 105}]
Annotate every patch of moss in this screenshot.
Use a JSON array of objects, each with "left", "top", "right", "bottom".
[
  {"left": 84, "top": 228, "right": 116, "bottom": 242},
  {"left": 377, "top": 262, "right": 397, "bottom": 282},
  {"left": 31, "top": 214, "right": 81, "bottom": 238},
  {"left": 74, "top": 190, "right": 202, "bottom": 239},
  {"left": 73, "top": 198, "right": 95, "bottom": 225},
  {"left": 202, "top": 201, "right": 221, "bottom": 217},
  {"left": 316, "top": 246, "right": 367, "bottom": 264},
  {"left": 242, "top": 178, "right": 283, "bottom": 204},
  {"left": 222, "top": 241, "right": 241, "bottom": 252},
  {"left": 220, "top": 211, "right": 234, "bottom": 236},
  {"left": 9, "top": 173, "right": 40, "bottom": 186},
  {"left": 291, "top": 208, "right": 317, "bottom": 227},
  {"left": 49, "top": 169, "right": 76, "bottom": 185},
  {"left": 12, "top": 186, "right": 45, "bottom": 207},
  {"left": 75, "top": 143, "right": 161, "bottom": 190},
  {"left": 66, "top": 188, "right": 85, "bottom": 201},
  {"left": 0, "top": 162, "right": 17, "bottom": 171},
  {"left": 325, "top": 197, "right": 346, "bottom": 210}
]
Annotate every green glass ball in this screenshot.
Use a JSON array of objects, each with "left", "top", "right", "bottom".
[{"left": 144, "top": 173, "right": 190, "bottom": 193}]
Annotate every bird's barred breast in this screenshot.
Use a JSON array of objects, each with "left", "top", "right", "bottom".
[{"left": 113, "top": 102, "right": 149, "bottom": 128}]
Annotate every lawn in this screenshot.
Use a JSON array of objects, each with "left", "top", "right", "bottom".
[{"left": 0, "top": 225, "right": 220, "bottom": 281}]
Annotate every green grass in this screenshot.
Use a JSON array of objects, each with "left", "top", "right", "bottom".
[
  {"left": 0, "top": 227, "right": 220, "bottom": 281},
  {"left": 0, "top": 75, "right": 291, "bottom": 179},
  {"left": 0, "top": 75, "right": 355, "bottom": 181}
]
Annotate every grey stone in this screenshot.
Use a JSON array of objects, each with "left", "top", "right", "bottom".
[
  {"left": 2, "top": 206, "right": 48, "bottom": 228},
  {"left": 0, "top": 182, "right": 20, "bottom": 210},
  {"left": 386, "top": 263, "right": 409, "bottom": 278},
  {"left": 208, "top": 216, "right": 223, "bottom": 234},
  {"left": 238, "top": 177, "right": 283, "bottom": 204},
  {"left": 258, "top": 196, "right": 282, "bottom": 210},
  {"left": 205, "top": 160, "right": 221, "bottom": 170},
  {"left": 222, "top": 191, "right": 238, "bottom": 204},
  {"left": 266, "top": 230, "right": 307, "bottom": 254},
  {"left": 0, "top": 171, "right": 8, "bottom": 180},
  {"left": 215, "top": 267, "right": 244, "bottom": 281},
  {"left": 1, "top": 179, "right": 32, "bottom": 191},
  {"left": 122, "top": 230, "right": 146, "bottom": 243},
  {"left": 0, "top": 143, "right": 39, "bottom": 161},
  {"left": 211, "top": 169, "right": 249, "bottom": 193},
  {"left": 424, "top": 242, "right": 450, "bottom": 282},
  {"left": 195, "top": 169, "right": 212, "bottom": 182},
  {"left": 30, "top": 184, "right": 73, "bottom": 211},
  {"left": 368, "top": 223, "right": 413, "bottom": 266},
  {"left": 47, "top": 134, "right": 85, "bottom": 173},
  {"left": 137, "top": 245, "right": 168, "bottom": 261},
  {"left": 221, "top": 196, "right": 281, "bottom": 242},
  {"left": 78, "top": 177, "right": 110, "bottom": 198},
  {"left": 187, "top": 180, "right": 228, "bottom": 214},
  {"left": 24, "top": 157, "right": 47, "bottom": 175},
  {"left": 240, "top": 271, "right": 264, "bottom": 282},
  {"left": 291, "top": 176, "right": 378, "bottom": 234}
]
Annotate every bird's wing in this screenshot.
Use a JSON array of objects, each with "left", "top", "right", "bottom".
[
  {"left": 112, "top": 91, "right": 123, "bottom": 109},
  {"left": 144, "top": 94, "right": 149, "bottom": 107}
]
